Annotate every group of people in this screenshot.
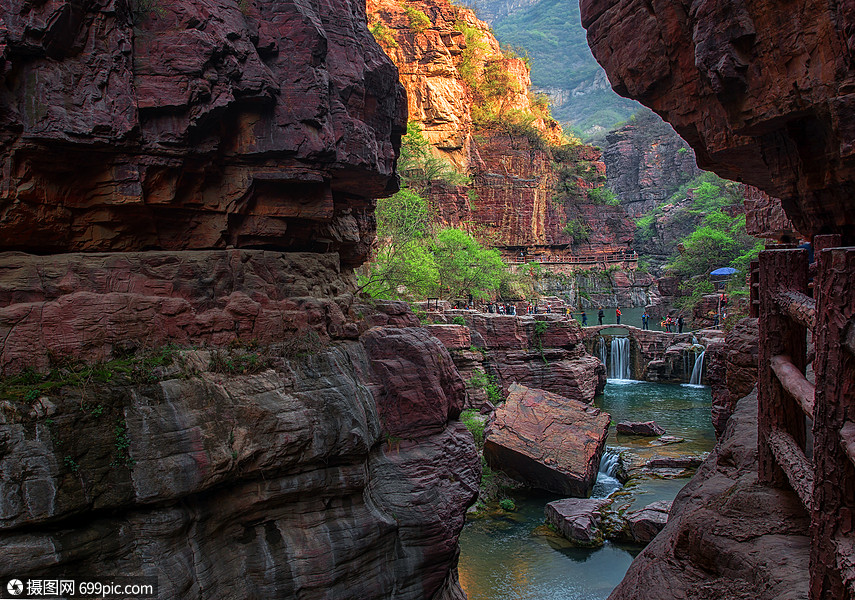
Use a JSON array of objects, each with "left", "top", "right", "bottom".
[
  {"left": 486, "top": 302, "right": 517, "bottom": 315},
  {"left": 660, "top": 315, "right": 684, "bottom": 333},
  {"left": 485, "top": 301, "right": 689, "bottom": 333}
]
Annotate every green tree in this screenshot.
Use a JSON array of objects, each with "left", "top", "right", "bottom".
[
  {"left": 431, "top": 228, "right": 508, "bottom": 300},
  {"left": 358, "top": 189, "right": 438, "bottom": 299}
]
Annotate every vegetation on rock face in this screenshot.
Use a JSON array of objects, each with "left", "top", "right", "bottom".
[
  {"left": 359, "top": 124, "right": 510, "bottom": 301},
  {"left": 636, "top": 173, "right": 764, "bottom": 312},
  {"left": 397, "top": 123, "right": 470, "bottom": 191}
]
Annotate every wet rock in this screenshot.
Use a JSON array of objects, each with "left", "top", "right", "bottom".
[
  {"left": 649, "top": 435, "right": 684, "bottom": 446},
  {"left": 645, "top": 456, "right": 705, "bottom": 470},
  {"left": 617, "top": 421, "right": 665, "bottom": 436},
  {"left": 483, "top": 383, "right": 610, "bottom": 497},
  {"left": 545, "top": 497, "right": 612, "bottom": 547},
  {"left": 625, "top": 500, "right": 671, "bottom": 544}
]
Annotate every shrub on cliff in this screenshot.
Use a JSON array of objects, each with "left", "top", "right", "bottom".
[
  {"left": 359, "top": 190, "right": 509, "bottom": 301},
  {"left": 398, "top": 123, "right": 470, "bottom": 191}
]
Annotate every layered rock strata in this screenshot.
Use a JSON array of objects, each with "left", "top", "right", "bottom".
[
  {"left": 484, "top": 383, "right": 610, "bottom": 497},
  {"left": 0, "top": 327, "right": 479, "bottom": 599},
  {"left": 607, "top": 390, "right": 810, "bottom": 600},
  {"left": 581, "top": 0, "right": 855, "bottom": 242},
  {"left": 707, "top": 317, "right": 759, "bottom": 437},
  {"left": 0, "top": 0, "right": 484, "bottom": 597},
  {"left": 462, "top": 312, "right": 606, "bottom": 402},
  {"left": 545, "top": 497, "right": 612, "bottom": 547},
  {"left": 367, "top": 0, "right": 638, "bottom": 258},
  {"left": 0, "top": 0, "right": 405, "bottom": 262},
  {"left": 603, "top": 109, "right": 701, "bottom": 218}
]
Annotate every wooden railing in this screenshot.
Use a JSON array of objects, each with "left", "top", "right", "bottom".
[
  {"left": 508, "top": 250, "right": 638, "bottom": 265},
  {"left": 758, "top": 234, "right": 855, "bottom": 598}
]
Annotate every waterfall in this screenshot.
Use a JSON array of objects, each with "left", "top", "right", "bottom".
[
  {"left": 609, "top": 337, "right": 631, "bottom": 380},
  {"left": 597, "top": 336, "right": 607, "bottom": 367},
  {"left": 690, "top": 350, "right": 706, "bottom": 385},
  {"left": 592, "top": 448, "right": 622, "bottom": 498}
]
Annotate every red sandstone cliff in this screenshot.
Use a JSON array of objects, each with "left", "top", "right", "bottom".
[
  {"left": 367, "top": 0, "right": 635, "bottom": 257},
  {"left": 581, "top": 0, "right": 855, "bottom": 243},
  {"left": 0, "top": 1, "right": 481, "bottom": 598},
  {"left": 0, "top": 0, "right": 404, "bottom": 265},
  {"left": 603, "top": 109, "right": 701, "bottom": 219}
]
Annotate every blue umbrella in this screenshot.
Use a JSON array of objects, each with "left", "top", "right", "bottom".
[{"left": 710, "top": 267, "right": 738, "bottom": 276}]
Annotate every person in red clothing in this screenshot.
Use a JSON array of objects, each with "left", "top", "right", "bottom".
[{"left": 616, "top": 307, "right": 621, "bottom": 324}]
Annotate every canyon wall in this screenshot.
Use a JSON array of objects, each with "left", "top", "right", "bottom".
[
  {"left": 581, "top": 0, "right": 855, "bottom": 243},
  {"left": 603, "top": 109, "right": 701, "bottom": 218},
  {"left": 0, "top": 0, "right": 479, "bottom": 597},
  {"left": 367, "top": 0, "right": 637, "bottom": 258}
]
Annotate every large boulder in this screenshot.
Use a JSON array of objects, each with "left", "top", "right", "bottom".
[
  {"left": 483, "top": 383, "right": 610, "bottom": 497},
  {"left": 545, "top": 497, "right": 612, "bottom": 547}
]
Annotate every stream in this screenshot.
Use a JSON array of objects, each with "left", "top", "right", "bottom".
[{"left": 458, "top": 381, "right": 715, "bottom": 600}]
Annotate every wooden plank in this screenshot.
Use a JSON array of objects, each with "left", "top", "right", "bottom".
[
  {"left": 770, "top": 355, "right": 815, "bottom": 417},
  {"left": 766, "top": 428, "right": 814, "bottom": 510},
  {"left": 773, "top": 289, "right": 817, "bottom": 330}
]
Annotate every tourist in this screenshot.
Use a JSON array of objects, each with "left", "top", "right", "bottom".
[
  {"left": 616, "top": 306, "right": 621, "bottom": 324},
  {"left": 598, "top": 307, "right": 604, "bottom": 325},
  {"left": 713, "top": 312, "right": 720, "bottom": 327},
  {"left": 677, "top": 315, "right": 684, "bottom": 333},
  {"left": 581, "top": 310, "right": 587, "bottom": 326},
  {"left": 664, "top": 316, "right": 672, "bottom": 332},
  {"left": 641, "top": 311, "right": 649, "bottom": 330}
]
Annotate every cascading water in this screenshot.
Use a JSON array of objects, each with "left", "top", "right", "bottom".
[
  {"left": 689, "top": 350, "right": 706, "bottom": 385},
  {"left": 609, "top": 337, "right": 630, "bottom": 380},
  {"left": 597, "top": 336, "right": 607, "bottom": 367},
  {"left": 592, "top": 448, "right": 623, "bottom": 498}
]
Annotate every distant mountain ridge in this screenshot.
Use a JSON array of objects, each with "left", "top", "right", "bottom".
[{"left": 476, "top": 0, "right": 640, "bottom": 139}]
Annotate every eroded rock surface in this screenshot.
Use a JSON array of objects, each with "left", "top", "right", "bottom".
[
  {"left": 707, "top": 318, "right": 759, "bottom": 437},
  {"left": 0, "top": 0, "right": 405, "bottom": 261},
  {"left": 582, "top": 0, "right": 855, "bottom": 242},
  {"left": 466, "top": 313, "right": 606, "bottom": 402},
  {"left": 616, "top": 421, "right": 665, "bottom": 437},
  {"left": 545, "top": 497, "right": 612, "bottom": 547},
  {"left": 0, "top": 336, "right": 479, "bottom": 600},
  {"left": 484, "top": 383, "right": 610, "bottom": 496}
]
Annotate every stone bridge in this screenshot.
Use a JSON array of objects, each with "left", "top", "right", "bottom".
[{"left": 581, "top": 325, "right": 719, "bottom": 383}]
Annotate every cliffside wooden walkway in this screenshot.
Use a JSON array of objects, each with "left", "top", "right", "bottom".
[
  {"left": 507, "top": 250, "right": 638, "bottom": 265},
  {"left": 757, "top": 235, "right": 855, "bottom": 599}
]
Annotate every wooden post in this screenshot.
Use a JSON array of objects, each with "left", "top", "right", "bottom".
[
  {"left": 810, "top": 246, "right": 855, "bottom": 600},
  {"left": 758, "top": 249, "right": 809, "bottom": 486},
  {"left": 750, "top": 259, "right": 760, "bottom": 318}
]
